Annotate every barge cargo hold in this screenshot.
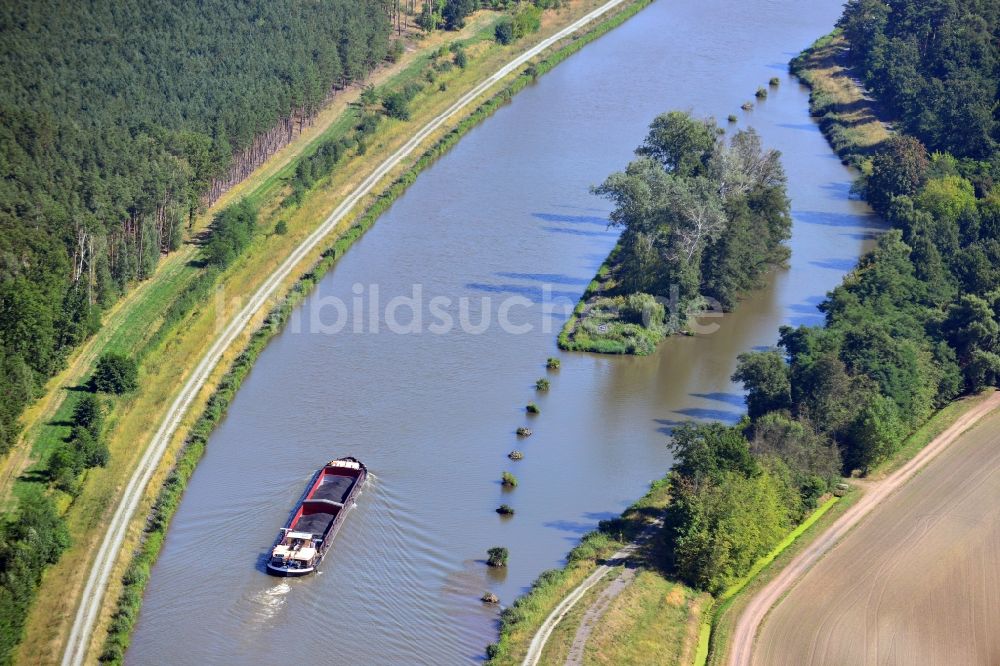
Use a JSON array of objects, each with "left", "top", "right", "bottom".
[{"left": 266, "top": 457, "right": 367, "bottom": 576}]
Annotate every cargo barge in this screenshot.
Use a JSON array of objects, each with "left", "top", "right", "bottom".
[{"left": 266, "top": 457, "right": 367, "bottom": 576}]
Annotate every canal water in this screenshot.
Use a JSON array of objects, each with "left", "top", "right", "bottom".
[{"left": 129, "top": 0, "right": 879, "bottom": 663}]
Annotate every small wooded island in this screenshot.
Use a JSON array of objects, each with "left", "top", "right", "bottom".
[{"left": 560, "top": 111, "right": 791, "bottom": 354}]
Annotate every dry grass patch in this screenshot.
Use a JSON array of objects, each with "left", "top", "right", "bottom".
[
  {"left": 789, "top": 31, "right": 891, "bottom": 165},
  {"left": 584, "top": 571, "right": 706, "bottom": 666},
  {"left": 536, "top": 569, "right": 618, "bottom": 665},
  {"left": 665, "top": 585, "right": 685, "bottom": 607}
]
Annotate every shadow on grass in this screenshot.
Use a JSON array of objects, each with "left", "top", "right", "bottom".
[{"left": 18, "top": 469, "right": 51, "bottom": 485}]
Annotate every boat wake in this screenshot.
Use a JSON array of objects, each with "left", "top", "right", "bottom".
[{"left": 249, "top": 583, "right": 291, "bottom": 622}]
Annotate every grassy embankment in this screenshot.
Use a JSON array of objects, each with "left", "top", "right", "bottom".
[
  {"left": 483, "top": 479, "right": 707, "bottom": 666},
  {"left": 788, "top": 30, "right": 891, "bottom": 167},
  {"left": 9, "top": 1, "right": 659, "bottom": 661},
  {"left": 538, "top": 564, "right": 706, "bottom": 666},
  {"left": 584, "top": 570, "right": 705, "bottom": 665}
]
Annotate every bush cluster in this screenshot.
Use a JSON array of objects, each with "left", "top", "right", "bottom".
[
  {"left": 48, "top": 394, "right": 110, "bottom": 493},
  {"left": 203, "top": 201, "right": 259, "bottom": 268},
  {"left": 0, "top": 489, "right": 71, "bottom": 663},
  {"left": 562, "top": 110, "right": 791, "bottom": 355},
  {"left": 91, "top": 353, "right": 139, "bottom": 394}
]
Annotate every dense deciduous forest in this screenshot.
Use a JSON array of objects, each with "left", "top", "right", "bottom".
[
  {"left": 0, "top": 0, "right": 392, "bottom": 457},
  {"left": 561, "top": 111, "right": 791, "bottom": 353},
  {"left": 838, "top": 0, "right": 998, "bottom": 158},
  {"left": 667, "top": 0, "right": 1000, "bottom": 593}
]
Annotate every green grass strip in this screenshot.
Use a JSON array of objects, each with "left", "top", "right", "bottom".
[
  {"left": 557, "top": 245, "right": 617, "bottom": 350},
  {"left": 693, "top": 496, "right": 840, "bottom": 666},
  {"left": 98, "top": 1, "right": 654, "bottom": 660}
]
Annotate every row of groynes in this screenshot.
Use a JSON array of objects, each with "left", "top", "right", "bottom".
[
  {"left": 735, "top": 77, "right": 780, "bottom": 116},
  {"left": 98, "top": 0, "right": 655, "bottom": 660},
  {"left": 483, "top": 355, "right": 561, "bottom": 604}
]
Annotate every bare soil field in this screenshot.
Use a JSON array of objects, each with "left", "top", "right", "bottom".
[{"left": 754, "top": 409, "right": 1000, "bottom": 665}]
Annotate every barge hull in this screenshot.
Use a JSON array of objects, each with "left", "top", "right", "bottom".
[{"left": 266, "top": 457, "right": 366, "bottom": 576}]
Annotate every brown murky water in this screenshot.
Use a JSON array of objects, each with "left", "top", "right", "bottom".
[{"left": 129, "top": 1, "right": 880, "bottom": 663}]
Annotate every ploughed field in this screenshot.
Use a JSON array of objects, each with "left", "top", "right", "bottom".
[{"left": 754, "top": 409, "right": 1000, "bottom": 665}]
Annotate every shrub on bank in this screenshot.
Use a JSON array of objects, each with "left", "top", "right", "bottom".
[
  {"left": 526, "top": 402, "right": 540, "bottom": 414},
  {"left": 514, "top": 6, "right": 542, "bottom": 37},
  {"left": 561, "top": 294, "right": 668, "bottom": 356},
  {"left": 72, "top": 394, "right": 105, "bottom": 435},
  {"left": 0, "top": 488, "right": 71, "bottom": 664},
  {"left": 501, "top": 471, "right": 518, "bottom": 487},
  {"left": 382, "top": 90, "right": 411, "bottom": 120},
  {"left": 535, "top": 378, "right": 550, "bottom": 391},
  {"left": 203, "top": 200, "right": 259, "bottom": 268},
  {"left": 92, "top": 353, "right": 139, "bottom": 394},
  {"left": 494, "top": 17, "right": 515, "bottom": 44}
]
